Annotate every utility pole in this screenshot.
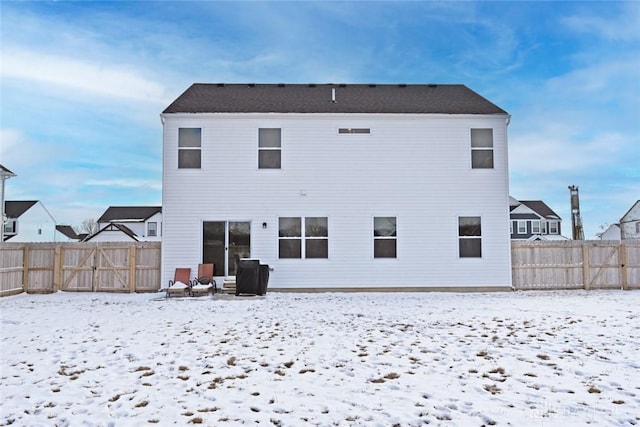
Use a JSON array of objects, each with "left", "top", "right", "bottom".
[{"left": 568, "top": 185, "right": 584, "bottom": 240}]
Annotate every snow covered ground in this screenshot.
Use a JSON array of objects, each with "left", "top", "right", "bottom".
[{"left": 1, "top": 290, "right": 639, "bottom": 426}]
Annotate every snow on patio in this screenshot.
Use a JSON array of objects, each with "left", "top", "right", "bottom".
[{"left": 1, "top": 290, "right": 639, "bottom": 426}]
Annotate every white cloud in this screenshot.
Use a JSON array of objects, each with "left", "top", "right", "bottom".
[
  {"left": 85, "top": 179, "right": 162, "bottom": 192},
  {"left": 563, "top": 2, "right": 640, "bottom": 42},
  {"left": 1, "top": 47, "right": 168, "bottom": 105}
]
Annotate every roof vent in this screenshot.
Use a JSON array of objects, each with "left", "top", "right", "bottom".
[
  {"left": 339, "top": 84, "right": 347, "bottom": 88},
  {"left": 217, "top": 83, "right": 225, "bottom": 87},
  {"left": 308, "top": 83, "right": 316, "bottom": 87},
  {"left": 368, "top": 84, "right": 376, "bottom": 88},
  {"left": 278, "top": 83, "right": 285, "bottom": 87},
  {"left": 398, "top": 84, "right": 407, "bottom": 88},
  {"left": 248, "top": 83, "right": 255, "bottom": 87},
  {"left": 331, "top": 88, "right": 337, "bottom": 103},
  {"left": 428, "top": 84, "right": 438, "bottom": 88}
]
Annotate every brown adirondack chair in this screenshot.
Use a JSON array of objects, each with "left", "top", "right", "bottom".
[
  {"left": 166, "top": 268, "right": 192, "bottom": 297},
  {"left": 190, "top": 263, "right": 216, "bottom": 296}
]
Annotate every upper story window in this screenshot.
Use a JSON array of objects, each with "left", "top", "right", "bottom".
[
  {"left": 548, "top": 221, "right": 559, "bottom": 234},
  {"left": 338, "top": 128, "right": 370, "bottom": 134},
  {"left": 459, "top": 216, "right": 482, "bottom": 258},
  {"left": 531, "top": 220, "right": 541, "bottom": 234},
  {"left": 4, "top": 220, "right": 17, "bottom": 234},
  {"left": 259, "top": 128, "right": 281, "bottom": 169},
  {"left": 373, "top": 216, "right": 397, "bottom": 258},
  {"left": 278, "top": 216, "right": 328, "bottom": 259},
  {"left": 517, "top": 221, "right": 527, "bottom": 234},
  {"left": 470, "top": 128, "right": 494, "bottom": 169},
  {"left": 148, "top": 222, "right": 158, "bottom": 237},
  {"left": 178, "top": 128, "right": 201, "bottom": 169}
]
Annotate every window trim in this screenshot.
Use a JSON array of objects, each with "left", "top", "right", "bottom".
[
  {"left": 458, "top": 216, "right": 482, "bottom": 258},
  {"left": 178, "top": 127, "right": 202, "bottom": 169},
  {"left": 258, "top": 128, "right": 282, "bottom": 170},
  {"left": 278, "top": 216, "right": 328, "bottom": 259},
  {"left": 531, "top": 220, "right": 541, "bottom": 234},
  {"left": 373, "top": 216, "right": 397, "bottom": 259},
  {"left": 147, "top": 222, "right": 158, "bottom": 237},
  {"left": 517, "top": 220, "right": 527, "bottom": 234},
  {"left": 470, "top": 128, "right": 494, "bottom": 169}
]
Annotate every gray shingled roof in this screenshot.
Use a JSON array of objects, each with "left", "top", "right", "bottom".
[
  {"left": 98, "top": 206, "right": 162, "bottom": 223},
  {"left": 4, "top": 201, "right": 37, "bottom": 218},
  {"left": 56, "top": 225, "right": 79, "bottom": 240},
  {"left": 520, "top": 201, "right": 561, "bottom": 220},
  {"left": 163, "top": 83, "right": 508, "bottom": 115}
]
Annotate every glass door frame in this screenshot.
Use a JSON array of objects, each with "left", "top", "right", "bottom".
[{"left": 202, "top": 220, "right": 251, "bottom": 277}]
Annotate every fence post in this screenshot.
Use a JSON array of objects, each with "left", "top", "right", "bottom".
[
  {"left": 53, "top": 245, "right": 62, "bottom": 292},
  {"left": 129, "top": 245, "right": 136, "bottom": 293},
  {"left": 22, "top": 245, "right": 30, "bottom": 293},
  {"left": 582, "top": 242, "right": 590, "bottom": 290},
  {"left": 620, "top": 242, "right": 628, "bottom": 290}
]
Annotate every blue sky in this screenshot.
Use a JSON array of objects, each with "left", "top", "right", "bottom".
[{"left": 1, "top": 1, "right": 638, "bottom": 238}]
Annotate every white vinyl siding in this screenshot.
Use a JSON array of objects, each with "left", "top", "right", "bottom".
[{"left": 161, "top": 113, "right": 511, "bottom": 289}]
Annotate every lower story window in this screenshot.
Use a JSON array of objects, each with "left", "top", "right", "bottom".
[
  {"left": 279, "top": 217, "right": 328, "bottom": 259},
  {"left": 459, "top": 216, "right": 482, "bottom": 258},
  {"left": 374, "top": 216, "right": 397, "bottom": 258}
]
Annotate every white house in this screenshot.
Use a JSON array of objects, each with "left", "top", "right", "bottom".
[
  {"left": 160, "top": 83, "right": 512, "bottom": 291},
  {"left": 3, "top": 200, "right": 58, "bottom": 242},
  {"left": 620, "top": 200, "right": 640, "bottom": 241},
  {"left": 596, "top": 200, "right": 640, "bottom": 241},
  {"left": 599, "top": 223, "right": 621, "bottom": 240},
  {"left": 85, "top": 206, "right": 162, "bottom": 242},
  {"left": 509, "top": 197, "right": 566, "bottom": 241}
]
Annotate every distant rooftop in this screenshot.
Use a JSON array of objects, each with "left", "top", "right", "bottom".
[
  {"left": 4, "top": 201, "right": 37, "bottom": 218},
  {"left": 163, "top": 83, "right": 508, "bottom": 115},
  {"left": 1, "top": 164, "right": 16, "bottom": 177},
  {"left": 98, "top": 206, "right": 162, "bottom": 223}
]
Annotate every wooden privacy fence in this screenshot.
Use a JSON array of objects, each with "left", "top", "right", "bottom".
[
  {"left": 512, "top": 240, "right": 640, "bottom": 290},
  {"left": 0, "top": 242, "right": 161, "bottom": 296},
  {"left": 2, "top": 241, "right": 639, "bottom": 296}
]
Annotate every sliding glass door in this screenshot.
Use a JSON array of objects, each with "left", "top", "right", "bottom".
[{"left": 203, "top": 221, "right": 251, "bottom": 276}]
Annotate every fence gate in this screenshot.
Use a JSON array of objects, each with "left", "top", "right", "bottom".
[
  {"left": 95, "top": 246, "right": 131, "bottom": 292},
  {"left": 584, "top": 242, "right": 621, "bottom": 290},
  {"left": 61, "top": 246, "right": 96, "bottom": 291}
]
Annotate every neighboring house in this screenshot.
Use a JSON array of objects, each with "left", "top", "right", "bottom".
[
  {"left": 160, "top": 83, "right": 512, "bottom": 291},
  {"left": 509, "top": 197, "right": 566, "bottom": 241},
  {"left": 3, "top": 200, "right": 58, "bottom": 242},
  {"left": 84, "top": 206, "right": 162, "bottom": 242},
  {"left": 620, "top": 200, "right": 640, "bottom": 241},
  {"left": 599, "top": 223, "right": 621, "bottom": 241}
]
